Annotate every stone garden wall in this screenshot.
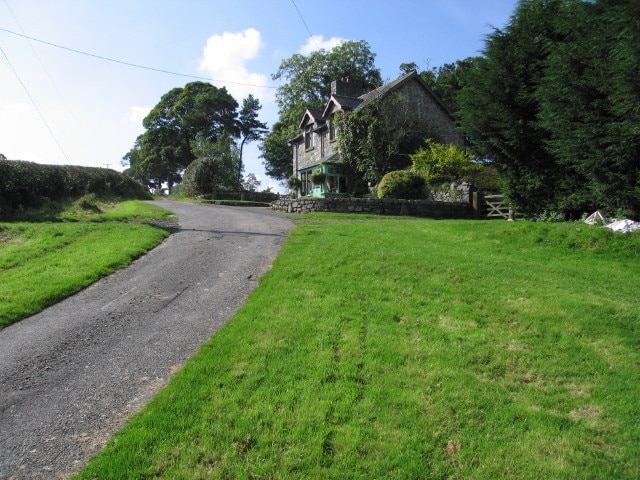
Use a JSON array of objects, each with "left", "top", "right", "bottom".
[{"left": 271, "top": 196, "right": 474, "bottom": 219}]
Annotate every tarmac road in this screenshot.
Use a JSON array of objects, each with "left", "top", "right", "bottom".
[{"left": 0, "top": 200, "right": 295, "bottom": 479}]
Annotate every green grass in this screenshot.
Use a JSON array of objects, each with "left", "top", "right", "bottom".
[
  {"left": 72, "top": 214, "right": 640, "bottom": 479},
  {"left": 0, "top": 200, "right": 174, "bottom": 328}
]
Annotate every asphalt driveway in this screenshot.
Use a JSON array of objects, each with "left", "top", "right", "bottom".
[{"left": 0, "top": 200, "right": 294, "bottom": 479}]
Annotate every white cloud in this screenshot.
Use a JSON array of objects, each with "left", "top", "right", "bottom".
[
  {"left": 197, "top": 28, "right": 271, "bottom": 104},
  {"left": 126, "top": 105, "right": 151, "bottom": 124},
  {"left": 299, "top": 35, "right": 346, "bottom": 54}
]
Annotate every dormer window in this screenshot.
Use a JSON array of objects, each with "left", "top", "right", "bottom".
[{"left": 304, "top": 125, "right": 314, "bottom": 150}]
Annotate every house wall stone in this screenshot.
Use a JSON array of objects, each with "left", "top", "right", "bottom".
[
  {"left": 392, "top": 81, "right": 464, "bottom": 147},
  {"left": 293, "top": 129, "right": 336, "bottom": 173}
]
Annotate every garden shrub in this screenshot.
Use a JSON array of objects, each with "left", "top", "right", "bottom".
[
  {"left": 410, "top": 139, "right": 481, "bottom": 183},
  {"left": 377, "top": 170, "right": 427, "bottom": 199}
]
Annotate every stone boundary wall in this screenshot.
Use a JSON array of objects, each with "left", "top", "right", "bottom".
[{"left": 271, "top": 197, "right": 474, "bottom": 219}]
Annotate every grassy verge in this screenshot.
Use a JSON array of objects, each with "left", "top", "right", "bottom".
[
  {"left": 71, "top": 215, "right": 637, "bottom": 479},
  {"left": 0, "top": 200, "right": 174, "bottom": 329}
]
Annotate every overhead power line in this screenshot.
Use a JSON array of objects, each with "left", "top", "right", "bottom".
[
  {"left": 3, "top": 0, "right": 88, "bottom": 148},
  {"left": 0, "top": 44, "right": 70, "bottom": 162},
  {"left": 290, "top": 0, "right": 319, "bottom": 51},
  {"left": 0, "top": 26, "right": 277, "bottom": 89}
]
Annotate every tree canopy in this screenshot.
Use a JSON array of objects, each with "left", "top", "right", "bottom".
[
  {"left": 260, "top": 120, "right": 295, "bottom": 181},
  {"left": 123, "top": 82, "right": 239, "bottom": 190},
  {"left": 260, "top": 40, "right": 382, "bottom": 180}
]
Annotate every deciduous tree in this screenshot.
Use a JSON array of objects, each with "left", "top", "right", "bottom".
[
  {"left": 242, "top": 173, "right": 261, "bottom": 192},
  {"left": 336, "top": 95, "right": 425, "bottom": 192},
  {"left": 411, "top": 59, "right": 477, "bottom": 114},
  {"left": 123, "top": 82, "right": 238, "bottom": 189}
]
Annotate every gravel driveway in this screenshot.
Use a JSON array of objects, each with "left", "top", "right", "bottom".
[{"left": 0, "top": 200, "right": 294, "bottom": 479}]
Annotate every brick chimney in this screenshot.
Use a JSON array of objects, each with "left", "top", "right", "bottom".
[{"left": 331, "top": 77, "right": 364, "bottom": 98}]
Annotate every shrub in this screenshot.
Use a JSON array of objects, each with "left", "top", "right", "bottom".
[
  {"left": 182, "top": 157, "right": 218, "bottom": 197},
  {"left": 471, "top": 165, "right": 502, "bottom": 191},
  {"left": 377, "top": 170, "right": 427, "bottom": 199},
  {"left": 410, "top": 139, "right": 481, "bottom": 183}
]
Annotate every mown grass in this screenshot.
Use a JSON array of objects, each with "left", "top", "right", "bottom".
[
  {"left": 74, "top": 214, "right": 639, "bottom": 479},
  {"left": 0, "top": 200, "right": 174, "bottom": 329}
]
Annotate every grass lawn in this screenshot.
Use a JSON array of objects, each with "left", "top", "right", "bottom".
[
  {"left": 72, "top": 214, "right": 640, "bottom": 479},
  {"left": 0, "top": 200, "right": 174, "bottom": 329}
]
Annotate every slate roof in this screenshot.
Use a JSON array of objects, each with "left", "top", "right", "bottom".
[
  {"left": 324, "top": 94, "right": 363, "bottom": 113},
  {"left": 298, "top": 108, "right": 326, "bottom": 129}
]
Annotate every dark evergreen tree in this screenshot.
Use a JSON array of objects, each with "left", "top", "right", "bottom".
[
  {"left": 538, "top": 0, "right": 640, "bottom": 217},
  {"left": 458, "top": 0, "right": 640, "bottom": 218},
  {"left": 238, "top": 94, "right": 268, "bottom": 181},
  {"left": 457, "top": 0, "right": 577, "bottom": 214}
]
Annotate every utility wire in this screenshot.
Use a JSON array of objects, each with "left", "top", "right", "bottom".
[
  {"left": 290, "top": 0, "right": 320, "bottom": 50},
  {"left": 0, "top": 44, "right": 70, "bottom": 162},
  {"left": 3, "top": 0, "right": 87, "bottom": 150},
  {"left": 3, "top": 1, "right": 68, "bottom": 103},
  {"left": 0, "top": 26, "right": 277, "bottom": 89}
]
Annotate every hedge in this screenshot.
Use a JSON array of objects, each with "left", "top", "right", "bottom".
[{"left": 0, "top": 160, "right": 151, "bottom": 211}]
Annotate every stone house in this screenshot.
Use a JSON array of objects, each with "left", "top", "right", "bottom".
[{"left": 290, "top": 70, "right": 464, "bottom": 197}]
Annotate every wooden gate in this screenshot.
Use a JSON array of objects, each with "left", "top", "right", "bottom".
[{"left": 473, "top": 192, "right": 521, "bottom": 220}]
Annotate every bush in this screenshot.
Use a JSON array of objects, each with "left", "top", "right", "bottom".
[
  {"left": 470, "top": 165, "right": 502, "bottom": 191},
  {"left": 410, "top": 139, "right": 481, "bottom": 183},
  {"left": 377, "top": 170, "right": 427, "bottom": 199},
  {"left": 182, "top": 157, "right": 217, "bottom": 197}
]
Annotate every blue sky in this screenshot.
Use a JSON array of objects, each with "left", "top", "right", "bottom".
[{"left": 0, "top": 0, "right": 518, "bottom": 190}]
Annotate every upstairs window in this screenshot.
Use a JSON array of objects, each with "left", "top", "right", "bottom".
[{"left": 304, "top": 125, "right": 314, "bottom": 150}]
